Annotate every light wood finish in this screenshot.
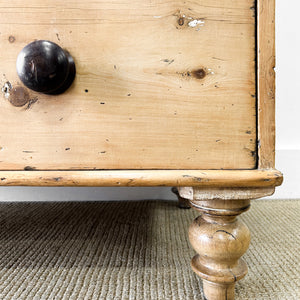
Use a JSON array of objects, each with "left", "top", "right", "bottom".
[
  {"left": 257, "top": 0, "right": 276, "bottom": 168},
  {"left": 179, "top": 186, "right": 276, "bottom": 201},
  {"left": 189, "top": 198, "right": 251, "bottom": 300},
  {"left": 0, "top": 0, "right": 256, "bottom": 170},
  {"left": 184, "top": 2, "right": 279, "bottom": 298},
  {"left": 0, "top": 169, "right": 283, "bottom": 187}
]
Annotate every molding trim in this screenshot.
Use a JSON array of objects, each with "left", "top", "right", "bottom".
[{"left": 0, "top": 169, "right": 283, "bottom": 187}]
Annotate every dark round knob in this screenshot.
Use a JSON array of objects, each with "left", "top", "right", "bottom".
[{"left": 16, "top": 40, "right": 76, "bottom": 95}]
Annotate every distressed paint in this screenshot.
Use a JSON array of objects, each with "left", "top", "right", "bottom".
[{"left": 188, "top": 19, "right": 205, "bottom": 28}]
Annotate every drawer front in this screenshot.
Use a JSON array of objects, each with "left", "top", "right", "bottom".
[{"left": 0, "top": 0, "right": 256, "bottom": 170}]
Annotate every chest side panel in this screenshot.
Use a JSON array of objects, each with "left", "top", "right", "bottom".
[{"left": 0, "top": 0, "right": 256, "bottom": 170}]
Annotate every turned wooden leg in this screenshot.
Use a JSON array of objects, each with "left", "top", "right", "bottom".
[
  {"left": 188, "top": 199, "right": 250, "bottom": 300},
  {"left": 171, "top": 187, "right": 191, "bottom": 209},
  {"left": 177, "top": 186, "right": 275, "bottom": 300}
]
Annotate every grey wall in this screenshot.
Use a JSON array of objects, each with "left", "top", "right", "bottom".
[{"left": 0, "top": 186, "right": 176, "bottom": 201}]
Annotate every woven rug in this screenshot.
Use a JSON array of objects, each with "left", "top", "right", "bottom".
[{"left": 0, "top": 199, "right": 299, "bottom": 300}]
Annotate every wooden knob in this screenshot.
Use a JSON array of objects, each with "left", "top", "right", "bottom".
[{"left": 16, "top": 40, "right": 75, "bottom": 95}]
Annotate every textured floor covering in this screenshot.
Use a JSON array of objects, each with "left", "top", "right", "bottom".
[{"left": 0, "top": 199, "right": 299, "bottom": 300}]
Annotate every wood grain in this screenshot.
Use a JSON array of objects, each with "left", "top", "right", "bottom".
[
  {"left": 0, "top": 0, "right": 256, "bottom": 170},
  {"left": 179, "top": 186, "right": 276, "bottom": 201},
  {"left": 0, "top": 169, "right": 283, "bottom": 187},
  {"left": 257, "top": 0, "right": 276, "bottom": 168}
]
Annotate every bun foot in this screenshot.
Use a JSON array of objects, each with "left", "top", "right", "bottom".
[{"left": 171, "top": 187, "right": 191, "bottom": 209}]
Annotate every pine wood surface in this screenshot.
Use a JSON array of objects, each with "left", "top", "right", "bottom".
[
  {"left": 0, "top": 169, "right": 283, "bottom": 187},
  {"left": 0, "top": 0, "right": 256, "bottom": 170},
  {"left": 257, "top": 0, "right": 276, "bottom": 168}
]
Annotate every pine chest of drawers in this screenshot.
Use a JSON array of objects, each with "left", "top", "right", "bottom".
[{"left": 0, "top": 1, "right": 283, "bottom": 299}]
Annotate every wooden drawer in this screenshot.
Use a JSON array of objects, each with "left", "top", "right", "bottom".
[
  {"left": 0, "top": 1, "right": 284, "bottom": 300},
  {"left": 0, "top": 0, "right": 256, "bottom": 170}
]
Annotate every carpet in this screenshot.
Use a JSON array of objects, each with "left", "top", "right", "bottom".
[{"left": 0, "top": 199, "right": 299, "bottom": 299}]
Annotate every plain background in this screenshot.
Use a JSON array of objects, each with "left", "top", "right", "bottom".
[{"left": 1, "top": 1, "right": 299, "bottom": 202}]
